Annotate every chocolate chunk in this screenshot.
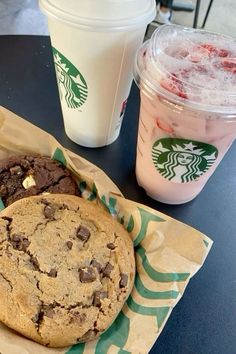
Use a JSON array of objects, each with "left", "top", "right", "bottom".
[
  {"left": 44, "top": 306, "right": 55, "bottom": 318},
  {"left": 107, "top": 243, "right": 116, "bottom": 250},
  {"left": 11, "top": 234, "right": 21, "bottom": 248},
  {"left": 78, "top": 329, "right": 98, "bottom": 342},
  {"left": 76, "top": 226, "right": 90, "bottom": 242},
  {"left": 43, "top": 204, "right": 55, "bottom": 219},
  {"left": 41, "top": 198, "right": 50, "bottom": 205},
  {"left": 59, "top": 203, "right": 69, "bottom": 210},
  {"left": 79, "top": 267, "right": 96, "bottom": 283},
  {"left": 69, "top": 312, "right": 86, "bottom": 324},
  {"left": 0, "top": 185, "right": 7, "bottom": 197},
  {"left": 11, "top": 234, "right": 30, "bottom": 251},
  {"left": 22, "top": 159, "right": 31, "bottom": 169},
  {"left": 102, "top": 262, "right": 113, "bottom": 277},
  {"left": 21, "top": 238, "right": 30, "bottom": 251},
  {"left": 32, "top": 307, "right": 44, "bottom": 325},
  {"left": 48, "top": 268, "right": 57, "bottom": 278},
  {"left": 119, "top": 273, "right": 128, "bottom": 288},
  {"left": 10, "top": 166, "right": 23, "bottom": 176},
  {"left": 31, "top": 256, "right": 40, "bottom": 270},
  {"left": 32, "top": 313, "right": 39, "bottom": 323},
  {"left": 22, "top": 175, "right": 36, "bottom": 189},
  {"left": 93, "top": 291, "right": 108, "bottom": 307},
  {"left": 66, "top": 241, "right": 73, "bottom": 250},
  {"left": 91, "top": 259, "right": 102, "bottom": 272},
  {"left": 32, "top": 311, "right": 44, "bottom": 324},
  {"left": 12, "top": 235, "right": 21, "bottom": 242}
]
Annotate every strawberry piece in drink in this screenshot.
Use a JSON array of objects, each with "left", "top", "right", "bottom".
[
  {"left": 198, "top": 44, "right": 229, "bottom": 58},
  {"left": 160, "top": 74, "right": 188, "bottom": 99},
  {"left": 156, "top": 117, "right": 174, "bottom": 134},
  {"left": 189, "top": 44, "right": 229, "bottom": 62},
  {"left": 221, "top": 58, "right": 236, "bottom": 73}
]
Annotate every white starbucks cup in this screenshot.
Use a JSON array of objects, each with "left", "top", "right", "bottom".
[{"left": 40, "top": 0, "right": 156, "bottom": 147}]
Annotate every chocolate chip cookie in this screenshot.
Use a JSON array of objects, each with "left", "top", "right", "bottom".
[
  {"left": 0, "top": 155, "right": 79, "bottom": 206},
  {"left": 0, "top": 195, "right": 135, "bottom": 347}
]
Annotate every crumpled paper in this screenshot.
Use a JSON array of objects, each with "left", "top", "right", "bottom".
[{"left": 0, "top": 106, "right": 212, "bottom": 354}]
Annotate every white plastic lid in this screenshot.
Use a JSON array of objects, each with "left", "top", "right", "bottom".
[{"left": 40, "top": 0, "right": 156, "bottom": 31}]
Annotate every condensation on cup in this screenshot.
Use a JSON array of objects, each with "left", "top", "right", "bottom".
[
  {"left": 40, "top": 0, "right": 156, "bottom": 147},
  {"left": 134, "top": 25, "right": 236, "bottom": 204}
]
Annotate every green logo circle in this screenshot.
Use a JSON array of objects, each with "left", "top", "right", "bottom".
[
  {"left": 152, "top": 138, "right": 218, "bottom": 183},
  {"left": 52, "top": 47, "right": 88, "bottom": 109}
]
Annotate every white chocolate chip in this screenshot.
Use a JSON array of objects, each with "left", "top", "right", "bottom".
[
  {"left": 22, "top": 175, "right": 36, "bottom": 189},
  {"left": 42, "top": 192, "right": 51, "bottom": 195}
]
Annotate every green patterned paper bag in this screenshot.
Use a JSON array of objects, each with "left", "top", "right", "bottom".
[{"left": 0, "top": 107, "right": 212, "bottom": 354}]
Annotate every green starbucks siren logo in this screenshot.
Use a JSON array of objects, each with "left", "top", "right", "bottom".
[
  {"left": 52, "top": 47, "right": 88, "bottom": 109},
  {"left": 152, "top": 138, "right": 218, "bottom": 183}
]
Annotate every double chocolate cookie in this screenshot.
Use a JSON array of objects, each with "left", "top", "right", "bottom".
[
  {"left": 0, "top": 195, "right": 135, "bottom": 347},
  {"left": 0, "top": 155, "right": 79, "bottom": 206}
]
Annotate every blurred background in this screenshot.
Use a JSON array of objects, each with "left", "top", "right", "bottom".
[
  {"left": 146, "top": 0, "right": 236, "bottom": 39},
  {"left": 0, "top": 0, "right": 235, "bottom": 39},
  {"left": 0, "top": 0, "right": 48, "bottom": 35}
]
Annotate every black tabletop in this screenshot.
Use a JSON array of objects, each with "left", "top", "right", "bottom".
[{"left": 0, "top": 36, "right": 235, "bottom": 354}]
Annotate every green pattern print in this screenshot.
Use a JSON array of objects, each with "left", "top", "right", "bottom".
[
  {"left": 79, "top": 181, "right": 98, "bottom": 201},
  {"left": 0, "top": 198, "right": 5, "bottom": 211},
  {"left": 126, "top": 215, "right": 134, "bottom": 233},
  {"left": 136, "top": 246, "right": 190, "bottom": 282},
  {"left": 152, "top": 138, "right": 218, "bottom": 183},
  {"left": 135, "top": 273, "right": 179, "bottom": 299},
  {"left": 134, "top": 207, "right": 165, "bottom": 247},
  {"left": 203, "top": 239, "right": 209, "bottom": 247},
  {"left": 67, "top": 312, "right": 130, "bottom": 354},
  {"left": 66, "top": 343, "right": 85, "bottom": 354},
  {"left": 52, "top": 148, "right": 67, "bottom": 167},
  {"left": 52, "top": 47, "right": 88, "bottom": 109},
  {"left": 101, "top": 195, "right": 117, "bottom": 216},
  {"left": 95, "top": 312, "right": 130, "bottom": 354},
  {"left": 127, "top": 296, "right": 170, "bottom": 329},
  {"left": 117, "top": 213, "right": 135, "bottom": 233}
]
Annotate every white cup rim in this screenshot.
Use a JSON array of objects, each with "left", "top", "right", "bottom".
[{"left": 39, "top": 0, "right": 156, "bottom": 31}]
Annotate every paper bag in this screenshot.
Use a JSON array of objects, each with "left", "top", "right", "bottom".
[{"left": 0, "top": 107, "right": 212, "bottom": 354}]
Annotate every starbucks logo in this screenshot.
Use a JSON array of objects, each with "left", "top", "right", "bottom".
[
  {"left": 52, "top": 47, "right": 88, "bottom": 109},
  {"left": 152, "top": 138, "right": 218, "bottom": 183}
]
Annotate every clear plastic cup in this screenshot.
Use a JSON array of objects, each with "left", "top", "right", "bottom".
[
  {"left": 134, "top": 25, "right": 236, "bottom": 204},
  {"left": 40, "top": 0, "right": 156, "bottom": 147}
]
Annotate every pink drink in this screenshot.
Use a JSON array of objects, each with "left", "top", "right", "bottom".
[{"left": 134, "top": 25, "right": 236, "bottom": 204}]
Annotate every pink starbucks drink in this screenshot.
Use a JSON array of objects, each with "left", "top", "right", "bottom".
[{"left": 134, "top": 25, "right": 236, "bottom": 204}]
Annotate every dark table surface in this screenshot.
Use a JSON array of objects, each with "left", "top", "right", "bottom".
[{"left": 0, "top": 35, "right": 235, "bottom": 354}]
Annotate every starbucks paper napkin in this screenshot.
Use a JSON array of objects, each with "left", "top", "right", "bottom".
[{"left": 0, "top": 107, "right": 212, "bottom": 354}]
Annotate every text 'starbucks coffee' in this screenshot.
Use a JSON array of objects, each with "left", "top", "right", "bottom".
[
  {"left": 40, "top": 0, "right": 156, "bottom": 147},
  {"left": 134, "top": 25, "right": 236, "bottom": 204}
]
